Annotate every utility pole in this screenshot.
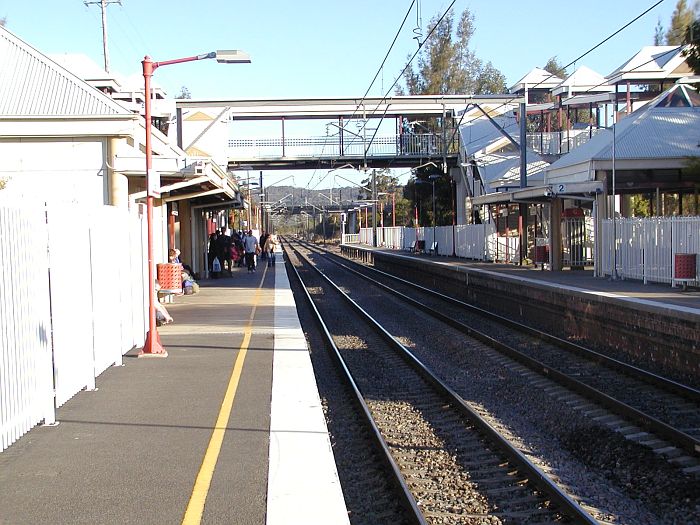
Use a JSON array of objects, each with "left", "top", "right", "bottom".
[{"left": 84, "top": 0, "right": 121, "bottom": 73}]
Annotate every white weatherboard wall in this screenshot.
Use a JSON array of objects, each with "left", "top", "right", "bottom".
[
  {"left": 0, "top": 140, "right": 107, "bottom": 205},
  {"left": 267, "top": 260, "right": 350, "bottom": 525}
]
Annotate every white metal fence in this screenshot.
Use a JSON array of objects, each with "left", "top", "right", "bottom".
[
  {"left": 349, "top": 216, "right": 699, "bottom": 285},
  {"left": 600, "top": 217, "right": 700, "bottom": 286},
  {"left": 1, "top": 201, "right": 147, "bottom": 452},
  {"left": 355, "top": 224, "right": 499, "bottom": 261},
  {"left": 562, "top": 217, "right": 595, "bottom": 268},
  {"left": 0, "top": 204, "right": 55, "bottom": 452}
]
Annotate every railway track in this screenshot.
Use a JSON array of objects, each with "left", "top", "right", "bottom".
[
  {"left": 285, "top": 241, "right": 598, "bottom": 525},
  {"left": 300, "top": 240, "right": 700, "bottom": 471},
  {"left": 283, "top": 238, "right": 700, "bottom": 524}
]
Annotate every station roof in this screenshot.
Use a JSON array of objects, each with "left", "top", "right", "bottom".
[
  {"left": 459, "top": 106, "right": 519, "bottom": 157},
  {"left": 509, "top": 67, "right": 564, "bottom": 94},
  {"left": 473, "top": 152, "right": 548, "bottom": 190},
  {"left": 546, "top": 84, "right": 700, "bottom": 180},
  {"left": 606, "top": 45, "right": 693, "bottom": 83},
  {"left": 551, "top": 66, "right": 613, "bottom": 97},
  {"left": 0, "top": 26, "right": 132, "bottom": 118}
]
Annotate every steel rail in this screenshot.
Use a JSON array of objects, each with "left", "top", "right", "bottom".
[
  {"left": 283, "top": 245, "right": 427, "bottom": 525},
  {"left": 287, "top": 241, "right": 600, "bottom": 525},
  {"left": 300, "top": 241, "right": 700, "bottom": 458},
  {"left": 336, "top": 244, "right": 700, "bottom": 402}
]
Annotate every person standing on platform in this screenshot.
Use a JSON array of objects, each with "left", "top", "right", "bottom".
[
  {"left": 208, "top": 231, "right": 220, "bottom": 278},
  {"left": 217, "top": 227, "right": 232, "bottom": 275},
  {"left": 264, "top": 233, "right": 279, "bottom": 267},
  {"left": 259, "top": 230, "right": 269, "bottom": 261},
  {"left": 242, "top": 230, "right": 260, "bottom": 273}
]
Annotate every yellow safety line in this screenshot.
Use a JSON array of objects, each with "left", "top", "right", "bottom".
[{"left": 182, "top": 266, "right": 269, "bottom": 525}]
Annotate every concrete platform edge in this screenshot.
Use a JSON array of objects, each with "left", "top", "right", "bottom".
[{"left": 266, "top": 262, "right": 350, "bottom": 525}]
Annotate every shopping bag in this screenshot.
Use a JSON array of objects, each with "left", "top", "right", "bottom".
[{"left": 212, "top": 257, "right": 221, "bottom": 272}]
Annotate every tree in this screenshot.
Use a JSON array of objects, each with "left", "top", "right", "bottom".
[
  {"left": 654, "top": 18, "right": 665, "bottom": 45},
  {"left": 683, "top": 18, "right": 700, "bottom": 74},
  {"left": 543, "top": 56, "right": 567, "bottom": 79},
  {"left": 0, "top": 17, "right": 6, "bottom": 27},
  {"left": 666, "top": 0, "right": 696, "bottom": 44},
  {"left": 398, "top": 8, "right": 506, "bottom": 96},
  {"left": 175, "top": 85, "right": 191, "bottom": 99}
]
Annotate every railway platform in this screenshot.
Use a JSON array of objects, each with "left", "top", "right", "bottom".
[{"left": 0, "top": 257, "right": 349, "bottom": 525}]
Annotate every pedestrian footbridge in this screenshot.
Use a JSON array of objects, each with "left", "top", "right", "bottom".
[{"left": 174, "top": 94, "right": 521, "bottom": 171}]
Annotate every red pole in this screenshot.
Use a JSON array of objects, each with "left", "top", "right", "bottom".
[
  {"left": 380, "top": 200, "right": 384, "bottom": 228},
  {"left": 168, "top": 211, "right": 175, "bottom": 248},
  {"left": 140, "top": 56, "right": 167, "bottom": 357}
]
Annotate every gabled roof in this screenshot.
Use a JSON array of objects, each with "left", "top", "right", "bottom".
[
  {"left": 0, "top": 25, "right": 131, "bottom": 116},
  {"left": 606, "top": 45, "right": 692, "bottom": 83},
  {"left": 546, "top": 84, "right": 700, "bottom": 178},
  {"left": 552, "top": 66, "right": 613, "bottom": 97},
  {"left": 509, "top": 67, "right": 563, "bottom": 93}
]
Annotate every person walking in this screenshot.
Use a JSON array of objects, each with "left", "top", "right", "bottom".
[
  {"left": 242, "top": 230, "right": 260, "bottom": 273},
  {"left": 263, "top": 233, "right": 279, "bottom": 267}
]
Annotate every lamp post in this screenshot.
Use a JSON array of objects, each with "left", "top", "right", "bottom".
[{"left": 139, "top": 50, "right": 250, "bottom": 357}]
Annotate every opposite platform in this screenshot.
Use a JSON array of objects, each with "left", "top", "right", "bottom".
[
  {"left": 0, "top": 257, "right": 349, "bottom": 524},
  {"left": 342, "top": 244, "right": 700, "bottom": 381}
]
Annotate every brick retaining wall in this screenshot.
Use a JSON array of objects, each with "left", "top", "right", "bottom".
[{"left": 373, "top": 252, "right": 700, "bottom": 385}]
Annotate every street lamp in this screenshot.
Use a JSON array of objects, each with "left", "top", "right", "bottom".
[{"left": 140, "top": 50, "right": 250, "bottom": 357}]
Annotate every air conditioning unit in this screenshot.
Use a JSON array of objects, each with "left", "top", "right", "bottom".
[{"left": 194, "top": 161, "right": 206, "bottom": 175}]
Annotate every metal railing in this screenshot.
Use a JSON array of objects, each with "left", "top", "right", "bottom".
[
  {"left": 526, "top": 128, "right": 604, "bottom": 156},
  {"left": 0, "top": 200, "right": 148, "bottom": 453},
  {"left": 229, "top": 133, "right": 456, "bottom": 160}
]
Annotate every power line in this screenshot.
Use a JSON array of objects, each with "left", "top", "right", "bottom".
[
  {"left": 360, "top": 0, "right": 457, "bottom": 154},
  {"left": 445, "top": 0, "right": 672, "bottom": 151}
]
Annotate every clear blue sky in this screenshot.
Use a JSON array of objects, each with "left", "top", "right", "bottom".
[{"left": 1, "top": 0, "right": 678, "bottom": 187}]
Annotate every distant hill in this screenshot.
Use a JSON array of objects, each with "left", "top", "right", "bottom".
[{"left": 261, "top": 185, "right": 366, "bottom": 209}]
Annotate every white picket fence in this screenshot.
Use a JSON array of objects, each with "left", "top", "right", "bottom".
[
  {"left": 1, "top": 200, "right": 147, "bottom": 452},
  {"left": 600, "top": 217, "right": 700, "bottom": 285}
]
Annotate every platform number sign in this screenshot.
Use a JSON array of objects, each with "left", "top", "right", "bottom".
[{"left": 556, "top": 184, "right": 566, "bottom": 194}]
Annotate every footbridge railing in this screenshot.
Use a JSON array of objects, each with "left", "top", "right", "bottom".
[{"left": 229, "top": 133, "right": 457, "bottom": 160}]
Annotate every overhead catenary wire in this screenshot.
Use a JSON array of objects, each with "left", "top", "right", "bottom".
[
  {"left": 444, "top": 0, "right": 672, "bottom": 152},
  {"left": 359, "top": 0, "right": 458, "bottom": 155},
  {"left": 363, "top": 0, "right": 673, "bottom": 205},
  {"left": 306, "top": 1, "right": 419, "bottom": 194},
  {"left": 450, "top": 44, "right": 683, "bottom": 152}
]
